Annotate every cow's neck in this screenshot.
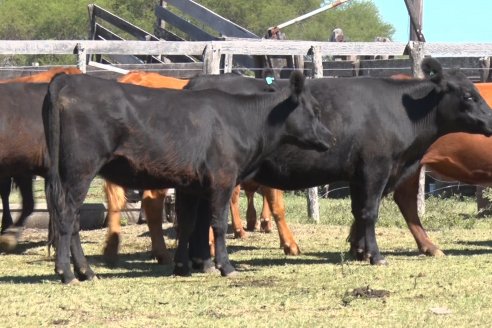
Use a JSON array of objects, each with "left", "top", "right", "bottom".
[
  {"left": 396, "top": 84, "right": 443, "bottom": 164},
  {"left": 240, "top": 89, "right": 296, "bottom": 172}
]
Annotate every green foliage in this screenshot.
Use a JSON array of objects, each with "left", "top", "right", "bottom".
[
  {"left": 0, "top": 0, "right": 395, "bottom": 65},
  {"left": 195, "top": 0, "right": 394, "bottom": 41},
  {"left": 0, "top": 0, "right": 158, "bottom": 65}
]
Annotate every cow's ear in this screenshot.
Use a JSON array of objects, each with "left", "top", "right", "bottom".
[
  {"left": 422, "top": 57, "right": 443, "bottom": 84},
  {"left": 289, "top": 70, "right": 305, "bottom": 98}
]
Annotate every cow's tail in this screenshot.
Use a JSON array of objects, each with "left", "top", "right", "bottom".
[{"left": 42, "top": 74, "right": 67, "bottom": 253}]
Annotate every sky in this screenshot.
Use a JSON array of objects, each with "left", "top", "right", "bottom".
[{"left": 371, "top": 0, "right": 492, "bottom": 42}]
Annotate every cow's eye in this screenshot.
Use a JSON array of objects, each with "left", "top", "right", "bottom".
[{"left": 463, "top": 92, "right": 474, "bottom": 102}]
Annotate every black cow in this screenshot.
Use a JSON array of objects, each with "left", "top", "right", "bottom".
[
  {"left": 43, "top": 71, "right": 332, "bottom": 283},
  {"left": 0, "top": 83, "right": 50, "bottom": 249},
  {"left": 186, "top": 58, "right": 492, "bottom": 265}
]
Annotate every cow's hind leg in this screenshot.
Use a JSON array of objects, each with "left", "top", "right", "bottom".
[
  {"left": 141, "top": 189, "right": 173, "bottom": 264},
  {"left": 263, "top": 188, "right": 300, "bottom": 255},
  {"left": 245, "top": 189, "right": 259, "bottom": 231},
  {"left": 71, "top": 213, "right": 96, "bottom": 282},
  {"left": 230, "top": 185, "right": 247, "bottom": 238},
  {"left": 103, "top": 181, "right": 125, "bottom": 266},
  {"left": 0, "top": 177, "right": 13, "bottom": 234},
  {"left": 48, "top": 175, "right": 95, "bottom": 284},
  {"left": 173, "top": 191, "right": 199, "bottom": 276},
  {"left": 259, "top": 188, "right": 273, "bottom": 233},
  {"left": 393, "top": 168, "right": 444, "bottom": 257},
  {"left": 211, "top": 187, "right": 237, "bottom": 276},
  {"left": 0, "top": 176, "right": 35, "bottom": 251}
]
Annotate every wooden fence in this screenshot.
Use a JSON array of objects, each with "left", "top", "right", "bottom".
[{"left": 1, "top": 40, "right": 492, "bottom": 77}]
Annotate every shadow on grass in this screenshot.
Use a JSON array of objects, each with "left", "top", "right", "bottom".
[
  {"left": 0, "top": 252, "right": 176, "bottom": 284},
  {"left": 2, "top": 241, "right": 47, "bottom": 254},
  {"left": 138, "top": 225, "right": 177, "bottom": 240},
  {"left": 238, "top": 250, "right": 345, "bottom": 268},
  {"left": 455, "top": 240, "right": 492, "bottom": 248}
]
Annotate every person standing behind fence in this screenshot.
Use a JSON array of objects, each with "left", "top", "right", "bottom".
[{"left": 329, "top": 28, "right": 349, "bottom": 61}]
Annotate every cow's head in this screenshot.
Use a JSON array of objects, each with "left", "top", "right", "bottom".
[
  {"left": 269, "top": 71, "right": 333, "bottom": 151},
  {"left": 424, "top": 57, "right": 492, "bottom": 137}
]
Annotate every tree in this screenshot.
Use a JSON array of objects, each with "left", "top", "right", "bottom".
[
  {"left": 0, "top": 0, "right": 395, "bottom": 65},
  {"left": 194, "top": 0, "right": 394, "bottom": 41}
]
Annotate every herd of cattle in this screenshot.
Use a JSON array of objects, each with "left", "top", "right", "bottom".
[{"left": 0, "top": 57, "right": 492, "bottom": 284}]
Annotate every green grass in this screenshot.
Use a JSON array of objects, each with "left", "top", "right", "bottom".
[{"left": 1, "top": 192, "right": 492, "bottom": 327}]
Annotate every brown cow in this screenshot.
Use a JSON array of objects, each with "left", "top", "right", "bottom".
[{"left": 0, "top": 67, "right": 82, "bottom": 248}]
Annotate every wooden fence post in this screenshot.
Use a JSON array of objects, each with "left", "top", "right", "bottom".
[
  {"left": 75, "top": 42, "right": 87, "bottom": 73},
  {"left": 306, "top": 45, "right": 322, "bottom": 224},
  {"left": 223, "top": 54, "right": 233, "bottom": 73},
  {"left": 203, "top": 43, "right": 221, "bottom": 75},
  {"left": 476, "top": 56, "right": 492, "bottom": 216},
  {"left": 408, "top": 41, "right": 425, "bottom": 216}
]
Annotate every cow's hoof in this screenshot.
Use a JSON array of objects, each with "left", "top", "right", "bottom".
[
  {"left": 192, "top": 258, "right": 220, "bottom": 274},
  {"left": 260, "top": 219, "right": 273, "bottom": 233},
  {"left": 75, "top": 267, "right": 97, "bottom": 282},
  {"left": 154, "top": 251, "right": 173, "bottom": 265},
  {"left": 351, "top": 248, "right": 369, "bottom": 261},
  {"left": 0, "top": 233, "right": 18, "bottom": 252},
  {"left": 282, "top": 243, "right": 301, "bottom": 256},
  {"left": 173, "top": 263, "right": 191, "bottom": 277},
  {"left": 234, "top": 229, "right": 248, "bottom": 239},
  {"left": 218, "top": 264, "right": 237, "bottom": 277},
  {"left": 370, "top": 257, "right": 388, "bottom": 266},
  {"left": 102, "top": 235, "right": 120, "bottom": 266},
  {"left": 65, "top": 278, "right": 80, "bottom": 285},
  {"left": 423, "top": 247, "right": 445, "bottom": 257}
]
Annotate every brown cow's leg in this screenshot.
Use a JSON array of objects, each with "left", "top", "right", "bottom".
[
  {"left": 141, "top": 189, "right": 173, "bottom": 265},
  {"left": 209, "top": 227, "right": 215, "bottom": 257},
  {"left": 393, "top": 168, "right": 445, "bottom": 257},
  {"left": 245, "top": 189, "right": 259, "bottom": 231},
  {"left": 103, "top": 181, "right": 125, "bottom": 265},
  {"left": 230, "top": 185, "right": 247, "bottom": 238},
  {"left": 259, "top": 188, "right": 273, "bottom": 233},
  {"left": 264, "top": 188, "right": 301, "bottom": 255}
]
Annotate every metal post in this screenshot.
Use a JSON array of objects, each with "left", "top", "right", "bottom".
[{"left": 405, "top": 0, "right": 425, "bottom": 42}]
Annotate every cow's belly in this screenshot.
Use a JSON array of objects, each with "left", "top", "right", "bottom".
[{"left": 98, "top": 157, "right": 203, "bottom": 191}]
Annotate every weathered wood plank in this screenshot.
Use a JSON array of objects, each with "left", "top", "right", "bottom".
[
  {"left": 155, "top": 6, "right": 217, "bottom": 41},
  {"left": 165, "top": 0, "right": 258, "bottom": 39},
  {"left": 92, "top": 4, "right": 159, "bottom": 41},
  {"left": 94, "top": 24, "right": 145, "bottom": 64},
  {"left": 1, "top": 40, "right": 492, "bottom": 58}
]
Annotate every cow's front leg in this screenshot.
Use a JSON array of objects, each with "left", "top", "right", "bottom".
[
  {"left": 211, "top": 187, "right": 237, "bottom": 276},
  {"left": 349, "top": 166, "right": 389, "bottom": 265},
  {"left": 189, "top": 199, "right": 217, "bottom": 274}
]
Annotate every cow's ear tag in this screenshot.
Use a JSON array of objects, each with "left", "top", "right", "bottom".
[{"left": 265, "top": 76, "right": 275, "bottom": 85}]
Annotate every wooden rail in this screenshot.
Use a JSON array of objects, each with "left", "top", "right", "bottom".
[{"left": 1, "top": 40, "right": 491, "bottom": 74}]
